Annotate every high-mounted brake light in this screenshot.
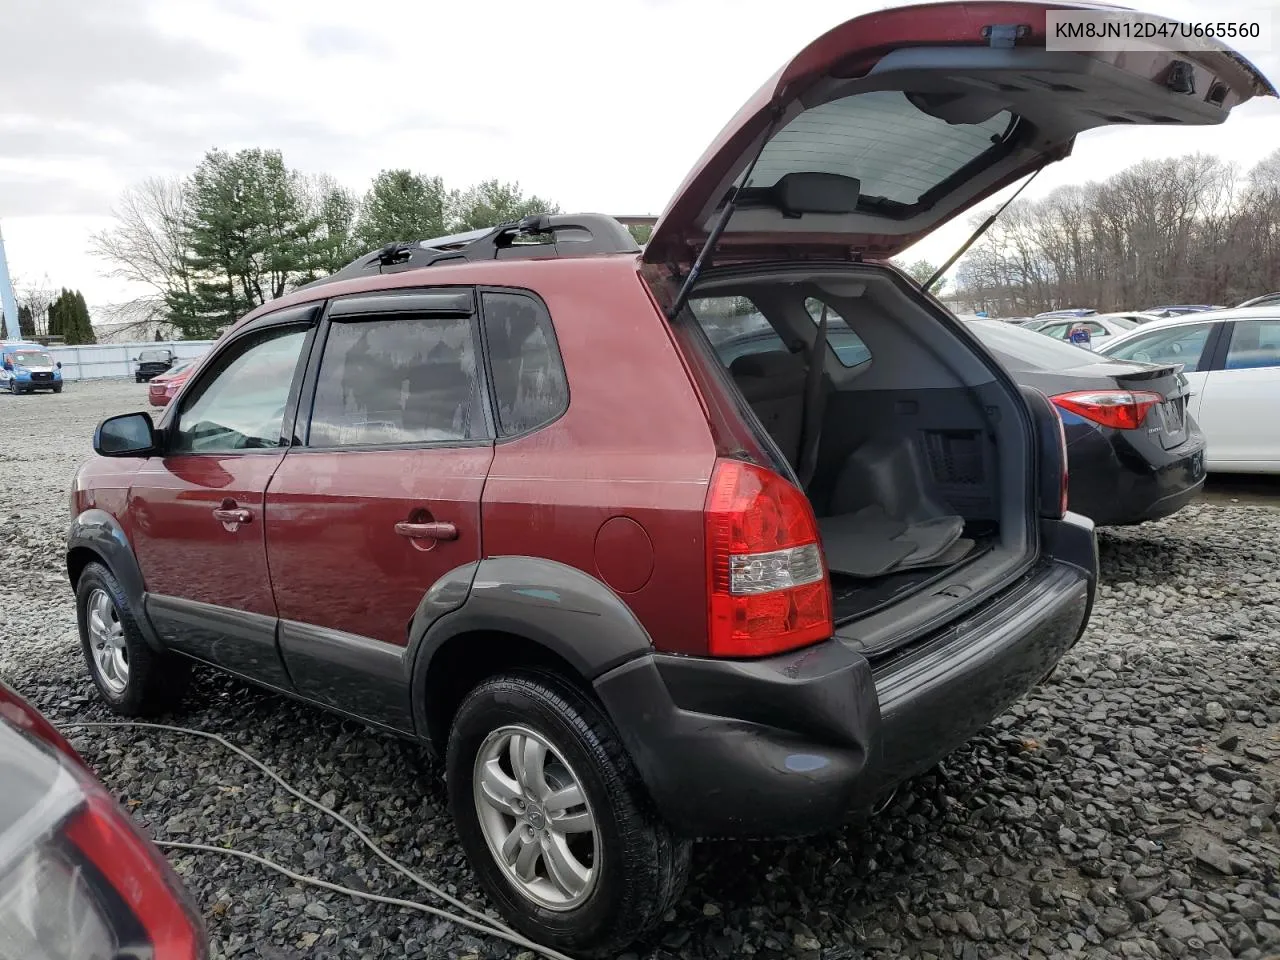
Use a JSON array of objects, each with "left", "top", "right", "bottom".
[
  {"left": 704, "top": 459, "right": 833, "bottom": 657},
  {"left": 1051, "top": 390, "right": 1163, "bottom": 431}
]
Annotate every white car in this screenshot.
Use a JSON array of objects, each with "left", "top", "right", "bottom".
[
  {"left": 1098, "top": 309, "right": 1280, "bottom": 474},
  {"left": 1030, "top": 313, "right": 1155, "bottom": 349}
]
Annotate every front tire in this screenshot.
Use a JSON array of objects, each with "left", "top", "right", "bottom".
[
  {"left": 52, "top": 384, "right": 63, "bottom": 393},
  {"left": 446, "top": 672, "right": 690, "bottom": 958},
  {"left": 76, "top": 562, "right": 191, "bottom": 716},
  {"left": 8, "top": 379, "right": 17, "bottom": 395}
]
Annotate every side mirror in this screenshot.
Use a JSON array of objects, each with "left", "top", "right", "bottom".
[
  {"left": 94, "top": 412, "right": 158, "bottom": 458},
  {"left": 56, "top": 361, "right": 63, "bottom": 370}
]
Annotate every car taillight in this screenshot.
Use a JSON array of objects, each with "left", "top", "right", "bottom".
[
  {"left": 1051, "top": 390, "right": 1163, "bottom": 430},
  {"left": 704, "top": 458, "right": 832, "bottom": 657},
  {"left": 0, "top": 686, "right": 206, "bottom": 960}
]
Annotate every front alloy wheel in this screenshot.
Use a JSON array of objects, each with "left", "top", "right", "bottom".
[
  {"left": 86, "top": 588, "right": 129, "bottom": 695},
  {"left": 473, "top": 724, "right": 599, "bottom": 910}
]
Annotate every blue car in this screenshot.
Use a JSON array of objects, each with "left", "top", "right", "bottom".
[{"left": 1, "top": 340, "right": 63, "bottom": 394}]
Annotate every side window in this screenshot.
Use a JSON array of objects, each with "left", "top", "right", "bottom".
[
  {"left": 171, "top": 326, "right": 308, "bottom": 454},
  {"left": 481, "top": 292, "right": 568, "bottom": 436},
  {"left": 308, "top": 315, "right": 484, "bottom": 447},
  {"left": 1039, "top": 323, "right": 1069, "bottom": 339},
  {"left": 804, "top": 298, "right": 872, "bottom": 367},
  {"left": 1106, "top": 323, "right": 1212, "bottom": 372},
  {"left": 1084, "top": 322, "right": 1106, "bottom": 335},
  {"left": 688, "top": 296, "right": 788, "bottom": 366},
  {"left": 1224, "top": 318, "right": 1280, "bottom": 371}
]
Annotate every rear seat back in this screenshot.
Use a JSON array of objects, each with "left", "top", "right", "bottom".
[{"left": 729, "top": 350, "right": 807, "bottom": 467}]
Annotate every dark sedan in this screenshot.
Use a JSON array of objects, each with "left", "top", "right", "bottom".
[
  {"left": 968, "top": 320, "right": 1205, "bottom": 525},
  {"left": 0, "top": 680, "right": 208, "bottom": 958}
]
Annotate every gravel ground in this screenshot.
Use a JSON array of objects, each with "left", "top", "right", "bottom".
[{"left": 2, "top": 379, "right": 1279, "bottom": 960}]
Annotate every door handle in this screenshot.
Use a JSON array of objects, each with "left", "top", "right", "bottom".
[
  {"left": 394, "top": 520, "right": 458, "bottom": 541},
  {"left": 212, "top": 505, "right": 253, "bottom": 524}
]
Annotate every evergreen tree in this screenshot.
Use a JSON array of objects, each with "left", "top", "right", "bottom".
[
  {"left": 17, "top": 305, "right": 35, "bottom": 338},
  {"left": 354, "top": 170, "right": 447, "bottom": 248},
  {"left": 445, "top": 179, "right": 559, "bottom": 232},
  {"left": 168, "top": 148, "right": 320, "bottom": 339}
]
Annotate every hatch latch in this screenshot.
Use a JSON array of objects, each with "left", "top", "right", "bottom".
[{"left": 982, "top": 23, "right": 1030, "bottom": 48}]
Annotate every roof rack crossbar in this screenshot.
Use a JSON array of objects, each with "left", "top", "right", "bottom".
[{"left": 296, "top": 213, "right": 647, "bottom": 292}]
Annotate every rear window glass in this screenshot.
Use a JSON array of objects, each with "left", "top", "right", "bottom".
[
  {"left": 746, "top": 90, "right": 1015, "bottom": 207},
  {"left": 481, "top": 292, "right": 569, "bottom": 436},
  {"left": 1224, "top": 318, "right": 1280, "bottom": 371},
  {"left": 308, "top": 316, "right": 484, "bottom": 447},
  {"left": 803, "top": 298, "right": 871, "bottom": 368},
  {"left": 688, "top": 297, "right": 788, "bottom": 365},
  {"left": 968, "top": 320, "right": 1101, "bottom": 371}
]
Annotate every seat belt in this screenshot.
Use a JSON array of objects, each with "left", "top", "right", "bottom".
[{"left": 797, "top": 303, "right": 829, "bottom": 489}]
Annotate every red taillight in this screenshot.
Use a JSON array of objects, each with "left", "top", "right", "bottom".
[
  {"left": 1051, "top": 390, "right": 1163, "bottom": 430},
  {"left": 63, "top": 794, "right": 203, "bottom": 960},
  {"left": 0, "top": 683, "right": 206, "bottom": 960},
  {"left": 704, "top": 459, "right": 833, "bottom": 657}
]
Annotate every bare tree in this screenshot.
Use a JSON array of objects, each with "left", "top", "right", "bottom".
[
  {"left": 89, "top": 176, "right": 193, "bottom": 309},
  {"left": 956, "top": 153, "right": 1273, "bottom": 315}
]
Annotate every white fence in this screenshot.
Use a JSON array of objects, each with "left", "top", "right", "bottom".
[{"left": 47, "top": 341, "right": 217, "bottom": 382}]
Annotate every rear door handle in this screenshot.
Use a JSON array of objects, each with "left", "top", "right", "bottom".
[
  {"left": 212, "top": 505, "right": 253, "bottom": 524},
  {"left": 394, "top": 520, "right": 458, "bottom": 541}
]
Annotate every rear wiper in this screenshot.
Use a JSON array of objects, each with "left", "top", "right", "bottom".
[{"left": 923, "top": 167, "right": 1043, "bottom": 294}]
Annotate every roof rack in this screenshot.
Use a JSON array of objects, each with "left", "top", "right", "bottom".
[{"left": 297, "top": 213, "right": 645, "bottom": 292}]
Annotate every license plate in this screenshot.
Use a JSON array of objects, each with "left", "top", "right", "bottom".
[{"left": 1162, "top": 398, "right": 1185, "bottom": 432}]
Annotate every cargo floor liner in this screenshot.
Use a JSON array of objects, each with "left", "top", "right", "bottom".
[
  {"left": 818, "top": 506, "right": 970, "bottom": 578},
  {"left": 830, "top": 531, "right": 997, "bottom": 625}
]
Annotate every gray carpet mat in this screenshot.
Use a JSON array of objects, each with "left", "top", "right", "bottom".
[{"left": 818, "top": 506, "right": 967, "bottom": 578}]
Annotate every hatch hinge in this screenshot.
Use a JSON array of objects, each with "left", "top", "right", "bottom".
[{"left": 982, "top": 23, "right": 1030, "bottom": 48}]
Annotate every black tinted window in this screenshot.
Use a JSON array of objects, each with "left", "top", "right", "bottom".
[
  {"left": 481, "top": 292, "right": 568, "bottom": 435},
  {"left": 308, "top": 316, "right": 484, "bottom": 447}
]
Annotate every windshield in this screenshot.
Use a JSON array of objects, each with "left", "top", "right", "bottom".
[
  {"left": 1108, "top": 316, "right": 1139, "bottom": 331},
  {"left": 11, "top": 351, "right": 52, "bottom": 367}
]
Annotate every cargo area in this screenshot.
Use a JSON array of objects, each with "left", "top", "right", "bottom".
[{"left": 680, "top": 264, "right": 1037, "bottom": 657}]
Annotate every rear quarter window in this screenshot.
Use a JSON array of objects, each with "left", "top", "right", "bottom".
[{"left": 480, "top": 291, "right": 569, "bottom": 436}]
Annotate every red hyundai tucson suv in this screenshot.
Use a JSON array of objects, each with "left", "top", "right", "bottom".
[{"left": 67, "top": 4, "right": 1273, "bottom": 954}]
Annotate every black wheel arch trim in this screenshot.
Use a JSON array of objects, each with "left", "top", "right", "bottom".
[
  {"left": 67, "top": 509, "right": 162, "bottom": 650},
  {"left": 408, "top": 556, "right": 656, "bottom": 738}
]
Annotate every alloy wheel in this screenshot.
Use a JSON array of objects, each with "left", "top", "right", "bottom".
[
  {"left": 472, "top": 724, "right": 599, "bottom": 911},
  {"left": 87, "top": 588, "right": 129, "bottom": 695}
]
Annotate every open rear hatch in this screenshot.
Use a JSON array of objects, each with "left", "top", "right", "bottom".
[
  {"left": 646, "top": 2, "right": 1270, "bottom": 658},
  {"left": 643, "top": 1, "right": 1274, "bottom": 266}
]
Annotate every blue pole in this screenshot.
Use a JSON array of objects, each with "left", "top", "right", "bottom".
[{"left": 0, "top": 222, "right": 18, "bottom": 342}]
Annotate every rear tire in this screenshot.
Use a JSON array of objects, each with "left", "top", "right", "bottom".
[
  {"left": 446, "top": 671, "right": 690, "bottom": 958},
  {"left": 76, "top": 562, "right": 191, "bottom": 716}
]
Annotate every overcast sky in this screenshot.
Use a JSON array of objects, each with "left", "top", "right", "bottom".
[{"left": 1, "top": 0, "right": 1277, "bottom": 313}]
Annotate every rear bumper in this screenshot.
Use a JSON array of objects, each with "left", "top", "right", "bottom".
[
  {"left": 595, "top": 514, "right": 1096, "bottom": 839},
  {"left": 1066, "top": 425, "right": 1206, "bottom": 525}
]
